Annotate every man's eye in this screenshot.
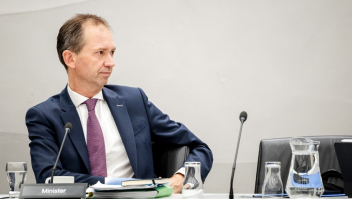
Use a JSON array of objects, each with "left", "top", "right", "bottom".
[
  {"left": 98, "top": 51, "right": 103, "bottom": 55},
  {"left": 111, "top": 51, "right": 115, "bottom": 56}
]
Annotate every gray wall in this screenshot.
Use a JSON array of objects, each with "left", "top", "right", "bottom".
[{"left": 0, "top": 0, "right": 351, "bottom": 194}]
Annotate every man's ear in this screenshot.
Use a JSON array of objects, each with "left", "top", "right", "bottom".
[{"left": 62, "top": 50, "right": 76, "bottom": 69}]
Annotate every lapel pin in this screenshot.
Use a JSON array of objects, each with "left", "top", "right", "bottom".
[{"left": 116, "top": 104, "right": 124, "bottom": 107}]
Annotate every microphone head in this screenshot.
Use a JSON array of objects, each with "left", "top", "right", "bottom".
[
  {"left": 239, "top": 111, "right": 247, "bottom": 122},
  {"left": 64, "top": 122, "right": 72, "bottom": 131}
]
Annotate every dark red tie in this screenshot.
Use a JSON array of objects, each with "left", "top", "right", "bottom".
[{"left": 83, "top": 98, "right": 107, "bottom": 177}]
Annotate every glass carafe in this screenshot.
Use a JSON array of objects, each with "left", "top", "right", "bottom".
[{"left": 285, "top": 137, "right": 324, "bottom": 198}]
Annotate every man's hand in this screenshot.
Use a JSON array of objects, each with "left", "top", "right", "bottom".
[
  {"left": 169, "top": 173, "right": 184, "bottom": 193},
  {"left": 183, "top": 183, "right": 191, "bottom": 190}
]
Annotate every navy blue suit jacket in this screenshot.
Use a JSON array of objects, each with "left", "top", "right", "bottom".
[{"left": 26, "top": 85, "right": 213, "bottom": 185}]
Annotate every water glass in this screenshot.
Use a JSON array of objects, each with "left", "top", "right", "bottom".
[
  {"left": 182, "top": 162, "right": 203, "bottom": 198},
  {"left": 262, "top": 162, "right": 283, "bottom": 198},
  {"left": 6, "top": 162, "right": 27, "bottom": 198}
]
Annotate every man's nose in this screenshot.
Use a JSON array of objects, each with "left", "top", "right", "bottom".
[{"left": 104, "top": 54, "right": 115, "bottom": 68}]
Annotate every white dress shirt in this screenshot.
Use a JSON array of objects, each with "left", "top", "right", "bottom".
[{"left": 67, "top": 85, "right": 134, "bottom": 178}]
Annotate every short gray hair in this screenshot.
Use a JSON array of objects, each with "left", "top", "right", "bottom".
[{"left": 56, "top": 14, "right": 111, "bottom": 70}]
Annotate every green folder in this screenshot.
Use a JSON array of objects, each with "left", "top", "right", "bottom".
[{"left": 154, "top": 186, "right": 173, "bottom": 198}]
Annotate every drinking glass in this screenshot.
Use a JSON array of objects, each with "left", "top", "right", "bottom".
[
  {"left": 262, "top": 162, "right": 283, "bottom": 198},
  {"left": 182, "top": 162, "right": 203, "bottom": 198},
  {"left": 6, "top": 162, "right": 27, "bottom": 198}
]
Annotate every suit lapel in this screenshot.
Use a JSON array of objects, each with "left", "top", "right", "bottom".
[
  {"left": 59, "top": 86, "right": 90, "bottom": 172},
  {"left": 102, "top": 87, "right": 138, "bottom": 174}
]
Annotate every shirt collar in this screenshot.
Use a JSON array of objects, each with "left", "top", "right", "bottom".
[{"left": 67, "top": 85, "right": 104, "bottom": 107}]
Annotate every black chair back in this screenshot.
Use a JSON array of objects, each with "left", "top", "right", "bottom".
[{"left": 152, "top": 144, "right": 190, "bottom": 178}]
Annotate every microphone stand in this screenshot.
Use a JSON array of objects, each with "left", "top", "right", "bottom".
[
  {"left": 50, "top": 127, "right": 70, "bottom": 184},
  {"left": 20, "top": 123, "right": 88, "bottom": 199},
  {"left": 229, "top": 116, "right": 246, "bottom": 199}
]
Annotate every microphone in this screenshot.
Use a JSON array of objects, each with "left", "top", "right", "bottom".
[
  {"left": 21, "top": 122, "right": 86, "bottom": 198},
  {"left": 50, "top": 122, "right": 72, "bottom": 184},
  {"left": 229, "top": 111, "right": 248, "bottom": 199}
]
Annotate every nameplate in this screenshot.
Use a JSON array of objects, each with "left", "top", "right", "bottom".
[{"left": 19, "top": 183, "right": 87, "bottom": 199}]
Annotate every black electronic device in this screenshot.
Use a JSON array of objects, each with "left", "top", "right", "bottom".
[{"left": 334, "top": 141, "right": 352, "bottom": 198}]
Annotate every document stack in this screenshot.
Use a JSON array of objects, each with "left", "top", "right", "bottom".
[{"left": 88, "top": 178, "right": 172, "bottom": 198}]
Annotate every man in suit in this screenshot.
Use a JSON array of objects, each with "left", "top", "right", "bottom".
[{"left": 26, "top": 14, "right": 213, "bottom": 193}]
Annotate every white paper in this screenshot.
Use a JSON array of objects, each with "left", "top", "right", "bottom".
[
  {"left": 341, "top": 139, "right": 352, "bottom": 142},
  {"left": 90, "top": 181, "right": 155, "bottom": 191}
]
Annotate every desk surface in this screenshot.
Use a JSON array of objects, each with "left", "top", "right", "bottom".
[
  {"left": 0, "top": 193, "right": 348, "bottom": 199},
  {"left": 165, "top": 193, "right": 349, "bottom": 199},
  {"left": 171, "top": 193, "right": 239, "bottom": 198}
]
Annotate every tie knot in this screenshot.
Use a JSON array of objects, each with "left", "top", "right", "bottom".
[{"left": 83, "top": 98, "right": 98, "bottom": 111}]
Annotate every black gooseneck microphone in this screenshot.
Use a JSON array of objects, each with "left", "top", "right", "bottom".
[
  {"left": 229, "top": 111, "right": 247, "bottom": 199},
  {"left": 50, "top": 122, "right": 72, "bottom": 184}
]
